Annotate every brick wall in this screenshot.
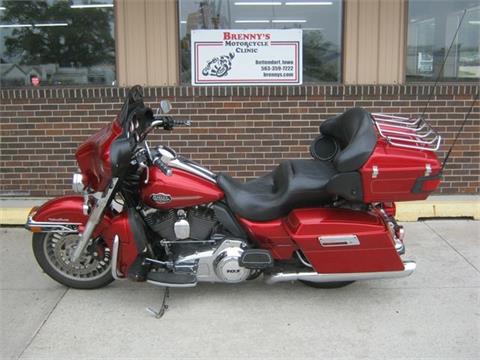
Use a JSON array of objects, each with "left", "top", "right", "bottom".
[{"left": 1, "top": 84, "right": 478, "bottom": 197}]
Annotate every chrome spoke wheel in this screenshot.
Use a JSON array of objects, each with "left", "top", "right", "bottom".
[{"left": 43, "top": 233, "right": 111, "bottom": 282}]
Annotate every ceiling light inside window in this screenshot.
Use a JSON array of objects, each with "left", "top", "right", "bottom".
[
  {"left": 0, "top": 24, "right": 33, "bottom": 28},
  {"left": 272, "top": 19, "right": 307, "bottom": 23},
  {"left": 70, "top": 4, "right": 114, "bottom": 9},
  {"left": 235, "top": 2, "right": 281, "bottom": 5},
  {"left": 285, "top": 1, "right": 333, "bottom": 5},
  {"left": 235, "top": 20, "right": 271, "bottom": 23},
  {"left": 34, "top": 23, "right": 69, "bottom": 27}
]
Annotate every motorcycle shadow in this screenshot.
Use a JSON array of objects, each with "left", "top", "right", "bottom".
[{"left": 105, "top": 276, "right": 361, "bottom": 300}]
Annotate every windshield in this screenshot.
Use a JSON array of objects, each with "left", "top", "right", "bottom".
[{"left": 75, "top": 86, "right": 152, "bottom": 192}]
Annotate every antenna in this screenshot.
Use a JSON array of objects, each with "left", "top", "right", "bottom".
[
  {"left": 420, "top": 9, "right": 467, "bottom": 120},
  {"left": 441, "top": 91, "right": 479, "bottom": 172}
]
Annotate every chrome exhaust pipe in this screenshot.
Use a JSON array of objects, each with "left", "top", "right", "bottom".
[{"left": 264, "top": 261, "right": 416, "bottom": 285}]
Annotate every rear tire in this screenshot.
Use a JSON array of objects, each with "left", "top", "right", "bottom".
[
  {"left": 299, "top": 280, "right": 355, "bottom": 289},
  {"left": 32, "top": 232, "right": 114, "bottom": 289}
]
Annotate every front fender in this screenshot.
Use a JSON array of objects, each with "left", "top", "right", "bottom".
[
  {"left": 26, "top": 195, "right": 112, "bottom": 241},
  {"left": 26, "top": 196, "right": 141, "bottom": 276}
]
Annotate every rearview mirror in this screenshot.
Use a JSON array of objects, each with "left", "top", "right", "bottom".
[{"left": 159, "top": 100, "right": 172, "bottom": 114}]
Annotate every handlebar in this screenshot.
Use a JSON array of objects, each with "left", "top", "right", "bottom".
[
  {"left": 152, "top": 116, "right": 191, "bottom": 129},
  {"left": 138, "top": 116, "right": 191, "bottom": 143}
]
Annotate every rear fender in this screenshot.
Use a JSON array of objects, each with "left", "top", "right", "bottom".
[{"left": 26, "top": 195, "right": 112, "bottom": 241}]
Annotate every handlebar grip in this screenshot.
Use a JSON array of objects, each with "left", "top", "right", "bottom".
[
  {"left": 153, "top": 157, "right": 172, "bottom": 176},
  {"left": 174, "top": 119, "right": 192, "bottom": 127}
]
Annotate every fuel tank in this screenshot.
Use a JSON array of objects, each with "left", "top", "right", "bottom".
[{"left": 140, "top": 167, "right": 224, "bottom": 209}]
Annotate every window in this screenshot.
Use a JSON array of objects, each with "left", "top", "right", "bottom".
[
  {"left": 179, "top": 0, "right": 342, "bottom": 84},
  {"left": 407, "top": 0, "right": 480, "bottom": 81},
  {"left": 0, "top": 0, "right": 115, "bottom": 87}
]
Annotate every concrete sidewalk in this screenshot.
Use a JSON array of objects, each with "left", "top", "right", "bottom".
[{"left": 1, "top": 221, "right": 479, "bottom": 360}]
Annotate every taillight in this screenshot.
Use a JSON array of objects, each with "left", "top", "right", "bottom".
[
  {"left": 420, "top": 178, "right": 441, "bottom": 192},
  {"left": 412, "top": 174, "right": 442, "bottom": 194}
]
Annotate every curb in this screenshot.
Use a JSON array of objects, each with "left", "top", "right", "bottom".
[
  {"left": 396, "top": 199, "right": 479, "bottom": 221},
  {"left": 0, "top": 208, "right": 32, "bottom": 226},
  {"left": 1, "top": 198, "right": 479, "bottom": 225}
]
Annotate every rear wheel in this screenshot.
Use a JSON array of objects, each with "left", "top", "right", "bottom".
[
  {"left": 300, "top": 280, "right": 355, "bottom": 289},
  {"left": 32, "top": 232, "right": 114, "bottom": 289}
]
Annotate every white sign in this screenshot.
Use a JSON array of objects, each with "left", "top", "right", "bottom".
[{"left": 191, "top": 29, "right": 302, "bottom": 86}]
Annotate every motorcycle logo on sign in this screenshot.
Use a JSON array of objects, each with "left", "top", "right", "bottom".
[
  {"left": 151, "top": 193, "right": 172, "bottom": 204},
  {"left": 202, "top": 52, "right": 235, "bottom": 77},
  {"left": 191, "top": 29, "right": 302, "bottom": 86}
]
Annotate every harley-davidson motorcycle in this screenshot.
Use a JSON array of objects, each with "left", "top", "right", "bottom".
[{"left": 25, "top": 86, "right": 444, "bottom": 298}]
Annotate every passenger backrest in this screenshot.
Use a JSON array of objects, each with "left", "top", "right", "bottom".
[{"left": 320, "top": 107, "right": 377, "bottom": 172}]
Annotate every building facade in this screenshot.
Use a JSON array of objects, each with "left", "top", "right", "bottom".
[{"left": 0, "top": 0, "right": 479, "bottom": 197}]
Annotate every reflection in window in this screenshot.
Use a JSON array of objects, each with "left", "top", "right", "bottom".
[
  {"left": 407, "top": 0, "right": 480, "bottom": 81},
  {"left": 179, "top": 0, "right": 342, "bottom": 84},
  {"left": 0, "top": 0, "right": 115, "bottom": 87}
]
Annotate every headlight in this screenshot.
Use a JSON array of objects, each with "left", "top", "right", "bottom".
[{"left": 72, "top": 172, "right": 85, "bottom": 193}]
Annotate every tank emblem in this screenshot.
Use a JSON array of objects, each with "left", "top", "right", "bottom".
[{"left": 151, "top": 193, "right": 172, "bottom": 204}]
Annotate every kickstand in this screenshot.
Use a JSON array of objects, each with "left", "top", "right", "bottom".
[{"left": 146, "top": 287, "right": 170, "bottom": 319}]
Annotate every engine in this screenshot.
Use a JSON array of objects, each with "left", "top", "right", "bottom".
[
  {"left": 142, "top": 206, "right": 257, "bottom": 283},
  {"left": 142, "top": 206, "right": 272, "bottom": 283},
  {"left": 143, "top": 205, "right": 217, "bottom": 242}
]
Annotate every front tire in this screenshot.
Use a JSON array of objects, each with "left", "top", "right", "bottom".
[{"left": 32, "top": 232, "right": 114, "bottom": 289}]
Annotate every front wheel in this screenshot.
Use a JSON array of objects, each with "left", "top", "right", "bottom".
[{"left": 32, "top": 232, "right": 114, "bottom": 289}]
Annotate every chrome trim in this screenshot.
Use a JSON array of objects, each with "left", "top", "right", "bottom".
[
  {"left": 147, "top": 280, "right": 197, "bottom": 288},
  {"left": 175, "top": 239, "right": 247, "bottom": 283},
  {"left": 372, "top": 166, "right": 379, "bottom": 179},
  {"left": 25, "top": 217, "right": 80, "bottom": 233},
  {"left": 265, "top": 261, "right": 416, "bottom": 284},
  {"left": 145, "top": 258, "right": 172, "bottom": 266},
  {"left": 138, "top": 162, "right": 149, "bottom": 184},
  {"left": 169, "top": 158, "right": 217, "bottom": 183},
  {"left": 71, "top": 178, "right": 118, "bottom": 263},
  {"left": 397, "top": 226, "right": 405, "bottom": 241},
  {"left": 296, "top": 251, "right": 313, "bottom": 268},
  {"left": 72, "top": 172, "right": 84, "bottom": 193},
  {"left": 319, "top": 235, "right": 360, "bottom": 247},
  {"left": 186, "top": 161, "right": 215, "bottom": 177},
  {"left": 111, "top": 235, "right": 124, "bottom": 280},
  {"left": 394, "top": 238, "right": 405, "bottom": 254},
  {"left": 82, "top": 198, "right": 89, "bottom": 216},
  {"left": 425, "top": 163, "right": 432, "bottom": 177},
  {"left": 370, "top": 113, "right": 413, "bottom": 121},
  {"left": 371, "top": 113, "right": 441, "bottom": 152}
]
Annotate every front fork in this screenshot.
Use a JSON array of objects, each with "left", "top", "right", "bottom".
[{"left": 70, "top": 178, "right": 118, "bottom": 263}]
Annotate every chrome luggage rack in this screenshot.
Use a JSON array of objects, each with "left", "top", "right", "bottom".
[{"left": 371, "top": 113, "right": 441, "bottom": 152}]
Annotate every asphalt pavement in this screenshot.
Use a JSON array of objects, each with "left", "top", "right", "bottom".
[{"left": 0, "top": 220, "right": 479, "bottom": 360}]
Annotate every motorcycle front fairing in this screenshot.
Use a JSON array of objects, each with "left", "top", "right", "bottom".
[{"left": 26, "top": 94, "right": 149, "bottom": 275}]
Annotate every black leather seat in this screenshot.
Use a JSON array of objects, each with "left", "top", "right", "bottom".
[
  {"left": 217, "top": 108, "right": 377, "bottom": 222},
  {"left": 217, "top": 160, "right": 337, "bottom": 221}
]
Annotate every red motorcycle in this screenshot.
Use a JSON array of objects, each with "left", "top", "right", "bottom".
[{"left": 25, "top": 86, "right": 443, "bottom": 298}]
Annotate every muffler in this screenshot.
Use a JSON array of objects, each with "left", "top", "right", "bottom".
[{"left": 264, "top": 261, "right": 416, "bottom": 285}]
